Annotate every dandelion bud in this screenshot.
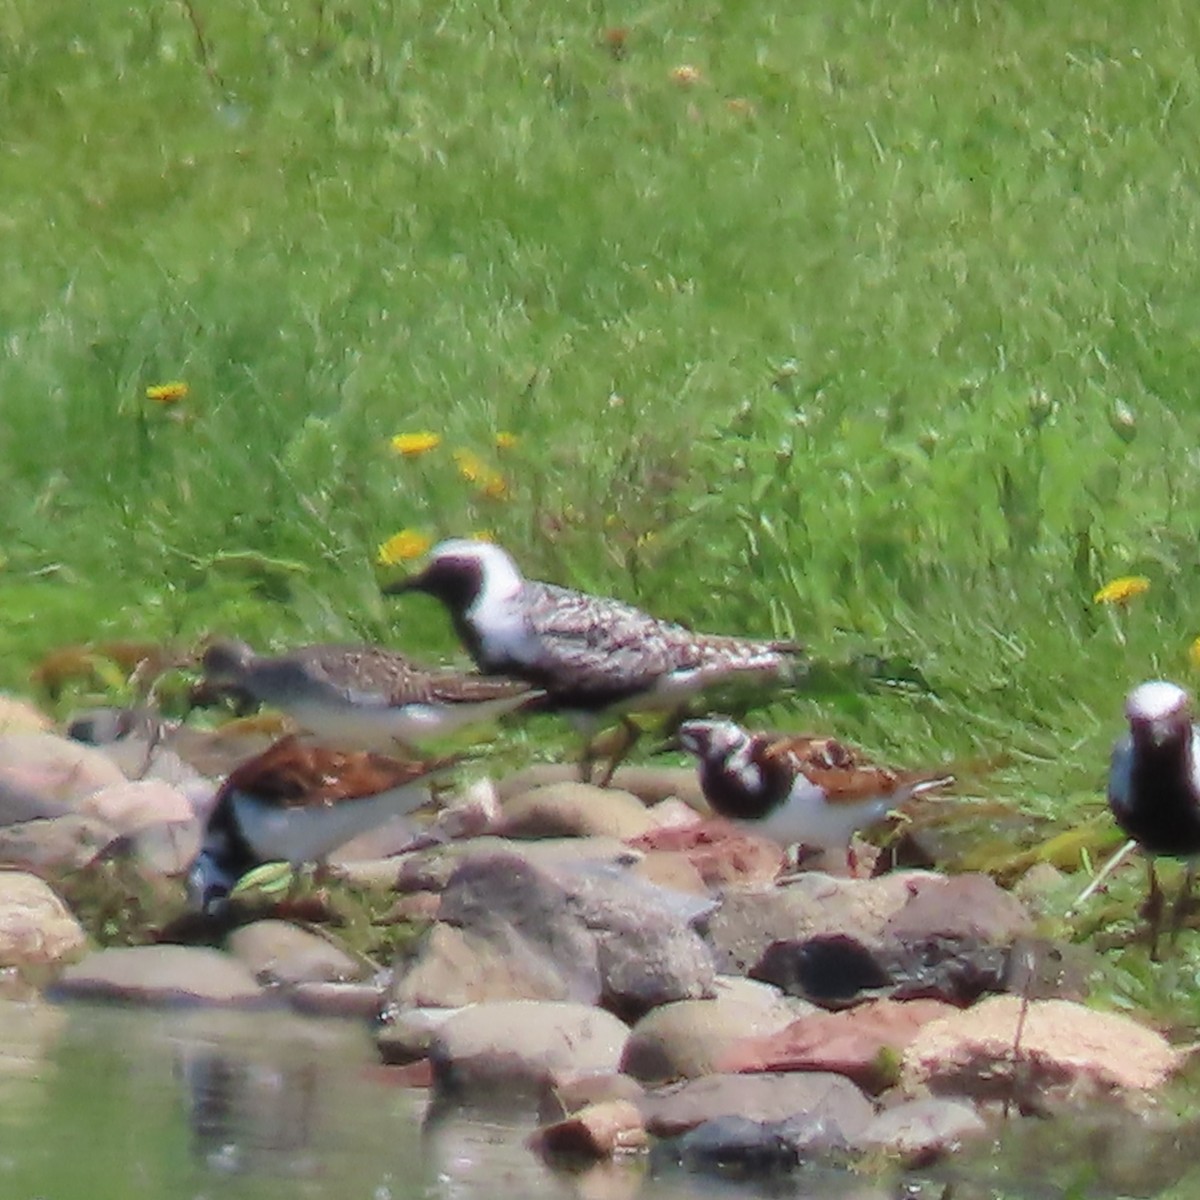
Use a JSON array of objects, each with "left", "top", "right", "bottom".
[
  {"left": 1109, "top": 400, "right": 1137, "bottom": 443},
  {"left": 1027, "top": 388, "right": 1054, "bottom": 430}
]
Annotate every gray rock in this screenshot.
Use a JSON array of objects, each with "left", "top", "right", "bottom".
[
  {"left": 392, "top": 850, "right": 715, "bottom": 1018},
  {"left": 496, "top": 764, "right": 705, "bottom": 809},
  {"left": 0, "top": 733, "right": 128, "bottom": 815},
  {"left": 705, "top": 872, "right": 938, "bottom": 975},
  {"left": 0, "top": 872, "right": 87, "bottom": 969},
  {"left": 395, "top": 922, "right": 596, "bottom": 1008},
  {"left": 343, "top": 835, "right": 637, "bottom": 892},
  {"left": 882, "top": 873, "right": 1034, "bottom": 944},
  {"left": 858, "top": 1097, "right": 986, "bottom": 1165},
  {"left": 378, "top": 1006, "right": 462, "bottom": 1064},
  {"left": 0, "top": 696, "right": 54, "bottom": 735},
  {"left": 498, "top": 782, "right": 657, "bottom": 840},
  {"left": 621, "top": 992, "right": 798, "bottom": 1084},
  {"left": 643, "top": 1071, "right": 875, "bottom": 1139},
  {"left": 0, "top": 815, "right": 120, "bottom": 873},
  {"left": 53, "top": 946, "right": 266, "bottom": 1006},
  {"left": 430, "top": 999, "right": 629, "bottom": 1094},
  {"left": 226, "top": 920, "right": 373, "bottom": 987},
  {"left": 288, "top": 979, "right": 387, "bottom": 1019}
]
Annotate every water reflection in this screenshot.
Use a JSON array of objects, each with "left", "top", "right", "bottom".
[{"left": 175, "top": 1043, "right": 320, "bottom": 1175}]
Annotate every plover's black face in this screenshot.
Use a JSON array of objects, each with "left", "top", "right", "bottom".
[
  {"left": 201, "top": 637, "right": 255, "bottom": 684},
  {"left": 387, "top": 539, "right": 522, "bottom": 612},
  {"left": 1126, "top": 680, "right": 1193, "bottom": 750}
]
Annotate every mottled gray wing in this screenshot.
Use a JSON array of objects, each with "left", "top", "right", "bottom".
[
  {"left": 519, "top": 582, "right": 783, "bottom": 700},
  {"left": 301, "top": 645, "right": 530, "bottom": 706}
]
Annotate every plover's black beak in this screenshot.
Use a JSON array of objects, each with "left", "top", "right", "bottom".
[{"left": 381, "top": 568, "right": 427, "bottom": 596}]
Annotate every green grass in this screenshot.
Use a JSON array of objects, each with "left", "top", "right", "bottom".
[{"left": 5, "top": 0, "right": 1200, "bottom": 821}]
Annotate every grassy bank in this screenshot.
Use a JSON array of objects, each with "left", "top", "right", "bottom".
[{"left": 4, "top": 0, "right": 1200, "bottom": 821}]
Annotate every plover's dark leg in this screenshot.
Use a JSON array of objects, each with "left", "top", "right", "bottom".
[
  {"left": 1169, "top": 861, "right": 1199, "bottom": 942},
  {"left": 596, "top": 716, "right": 642, "bottom": 788},
  {"left": 1142, "top": 858, "right": 1165, "bottom": 961}
]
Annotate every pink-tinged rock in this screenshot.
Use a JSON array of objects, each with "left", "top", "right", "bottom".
[
  {"left": 629, "top": 850, "right": 709, "bottom": 898},
  {"left": 499, "top": 783, "right": 658, "bottom": 840},
  {"left": 858, "top": 1097, "right": 987, "bottom": 1165},
  {"left": 430, "top": 1000, "right": 630, "bottom": 1094},
  {"left": 0, "top": 872, "right": 87, "bottom": 969},
  {"left": 641, "top": 1071, "right": 874, "bottom": 1138},
  {"left": 79, "top": 779, "right": 194, "bottom": 835},
  {"left": 0, "top": 697, "right": 53, "bottom": 735},
  {"left": 0, "top": 733, "right": 127, "bottom": 811},
  {"left": 628, "top": 820, "right": 784, "bottom": 889},
  {"left": 902, "top": 996, "right": 1182, "bottom": 1108},
  {"left": 529, "top": 1100, "right": 648, "bottom": 1158},
  {"left": 882, "top": 873, "right": 1033, "bottom": 944},
  {"left": 718, "top": 998, "right": 958, "bottom": 1092},
  {"left": 643, "top": 796, "right": 706, "bottom": 831}
]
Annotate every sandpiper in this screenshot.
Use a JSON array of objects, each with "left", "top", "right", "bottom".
[
  {"left": 384, "top": 539, "right": 803, "bottom": 782},
  {"left": 193, "top": 637, "right": 541, "bottom": 752},
  {"left": 673, "top": 718, "right": 953, "bottom": 868},
  {"left": 187, "top": 735, "right": 459, "bottom": 913},
  {"left": 1108, "top": 680, "right": 1200, "bottom": 958}
]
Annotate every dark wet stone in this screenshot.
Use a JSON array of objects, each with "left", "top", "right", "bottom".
[
  {"left": 753, "top": 934, "right": 893, "bottom": 1007},
  {"left": 642, "top": 1071, "right": 873, "bottom": 1139},
  {"left": 668, "top": 1116, "right": 799, "bottom": 1175}
]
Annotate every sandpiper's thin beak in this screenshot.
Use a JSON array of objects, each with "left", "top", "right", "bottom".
[{"left": 649, "top": 733, "right": 682, "bottom": 757}]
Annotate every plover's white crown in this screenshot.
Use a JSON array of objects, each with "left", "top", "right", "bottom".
[
  {"left": 678, "top": 718, "right": 750, "bottom": 758},
  {"left": 1126, "top": 680, "right": 1190, "bottom": 722}
]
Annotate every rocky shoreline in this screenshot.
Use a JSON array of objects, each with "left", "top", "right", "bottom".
[{"left": 0, "top": 693, "right": 1192, "bottom": 1193}]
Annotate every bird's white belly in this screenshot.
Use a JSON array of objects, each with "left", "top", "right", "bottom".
[
  {"left": 231, "top": 784, "right": 430, "bottom": 864},
  {"left": 754, "top": 780, "right": 893, "bottom": 850},
  {"left": 289, "top": 695, "right": 523, "bottom": 751}
]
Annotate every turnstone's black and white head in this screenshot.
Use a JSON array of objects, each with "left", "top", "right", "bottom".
[
  {"left": 386, "top": 539, "right": 804, "bottom": 782},
  {"left": 187, "top": 735, "right": 458, "bottom": 913},
  {"left": 1108, "top": 680, "right": 1200, "bottom": 957},
  {"left": 675, "top": 717, "right": 952, "bottom": 859},
  {"left": 191, "top": 634, "right": 539, "bottom": 752}
]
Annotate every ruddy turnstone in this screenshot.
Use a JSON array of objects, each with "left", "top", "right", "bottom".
[
  {"left": 187, "top": 735, "right": 458, "bottom": 913},
  {"left": 384, "top": 539, "right": 803, "bottom": 782},
  {"left": 1107, "top": 680, "right": 1200, "bottom": 957},
  {"left": 672, "top": 718, "right": 953, "bottom": 867},
  {"left": 193, "top": 637, "right": 540, "bottom": 752}
]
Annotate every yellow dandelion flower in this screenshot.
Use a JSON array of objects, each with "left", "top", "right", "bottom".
[
  {"left": 494, "top": 431, "right": 518, "bottom": 450},
  {"left": 479, "top": 472, "right": 510, "bottom": 501},
  {"left": 453, "top": 449, "right": 484, "bottom": 483},
  {"left": 1093, "top": 576, "right": 1150, "bottom": 606},
  {"left": 1188, "top": 637, "right": 1200, "bottom": 669},
  {"left": 390, "top": 431, "right": 441, "bottom": 457},
  {"left": 376, "top": 529, "right": 432, "bottom": 566},
  {"left": 146, "top": 381, "right": 189, "bottom": 404}
]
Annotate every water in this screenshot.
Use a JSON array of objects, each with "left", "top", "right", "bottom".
[
  {"left": 4, "top": 998, "right": 1198, "bottom": 1200},
  {"left": 0, "top": 1000, "right": 575, "bottom": 1200}
]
